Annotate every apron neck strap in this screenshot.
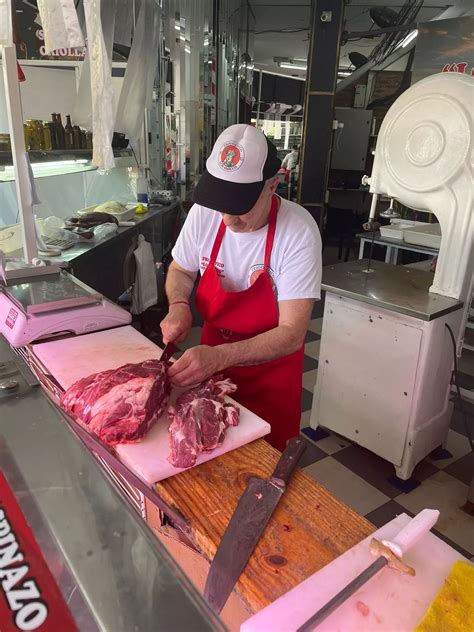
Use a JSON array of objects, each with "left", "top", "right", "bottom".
[
  {"left": 209, "top": 219, "right": 226, "bottom": 264},
  {"left": 209, "top": 194, "right": 280, "bottom": 266},
  {"left": 264, "top": 195, "right": 279, "bottom": 269}
]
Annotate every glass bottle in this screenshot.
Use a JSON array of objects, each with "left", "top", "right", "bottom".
[
  {"left": 64, "top": 114, "right": 74, "bottom": 150},
  {"left": 55, "top": 113, "right": 66, "bottom": 150},
  {"left": 47, "top": 121, "right": 57, "bottom": 150},
  {"left": 72, "top": 125, "right": 82, "bottom": 149},
  {"left": 50, "top": 114, "right": 59, "bottom": 149},
  {"left": 25, "top": 120, "right": 37, "bottom": 150},
  {"left": 85, "top": 131, "right": 93, "bottom": 150},
  {"left": 32, "top": 120, "right": 44, "bottom": 150},
  {"left": 42, "top": 123, "right": 52, "bottom": 151},
  {"left": 80, "top": 128, "right": 87, "bottom": 149}
]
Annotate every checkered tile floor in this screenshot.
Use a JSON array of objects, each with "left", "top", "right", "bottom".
[{"left": 182, "top": 303, "right": 474, "bottom": 561}]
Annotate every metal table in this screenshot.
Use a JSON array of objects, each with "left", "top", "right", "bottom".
[
  {"left": 0, "top": 338, "right": 224, "bottom": 631},
  {"left": 357, "top": 231, "right": 439, "bottom": 264},
  {"left": 322, "top": 259, "right": 463, "bottom": 321}
]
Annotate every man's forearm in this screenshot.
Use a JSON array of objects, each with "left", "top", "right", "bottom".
[
  {"left": 165, "top": 262, "right": 196, "bottom": 304},
  {"left": 218, "top": 324, "right": 303, "bottom": 368}
]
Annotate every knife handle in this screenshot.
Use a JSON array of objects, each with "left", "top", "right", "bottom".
[
  {"left": 382, "top": 508, "right": 439, "bottom": 558},
  {"left": 161, "top": 342, "right": 178, "bottom": 363},
  {"left": 271, "top": 436, "right": 306, "bottom": 485}
]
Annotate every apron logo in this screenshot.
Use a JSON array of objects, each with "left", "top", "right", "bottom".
[
  {"left": 219, "top": 143, "right": 244, "bottom": 171},
  {"left": 249, "top": 264, "right": 277, "bottom": 296}
]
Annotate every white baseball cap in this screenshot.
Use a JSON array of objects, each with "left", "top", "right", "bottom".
[{"left": 193, "top": 124, "right": 281, "bottom": 215}]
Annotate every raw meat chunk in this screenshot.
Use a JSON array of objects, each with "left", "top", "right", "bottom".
[
  {"left": 60, "top": 359, "right": 170, "bottom": 446},
  {"left": 168, "top": 377, "right": 240, "bottom": 468}
]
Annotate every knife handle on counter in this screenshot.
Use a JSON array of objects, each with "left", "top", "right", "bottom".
[
  {"left": 382, "top": 508, "right": 439, "bottom": 558},
  {"left": 271, "top": 436, "right": 306, "bottom": 487}
]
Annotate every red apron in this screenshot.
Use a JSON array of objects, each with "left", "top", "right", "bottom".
[{"left": 195, "top": 195, "right": 304, "bottom": 451}]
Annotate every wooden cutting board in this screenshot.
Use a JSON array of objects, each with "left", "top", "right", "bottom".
[
  {"left": 241, "top": 513, "right": 469, "bottom": 632},
  {"left": 32, "top": 326, "right": 270, "bottom": 483}
]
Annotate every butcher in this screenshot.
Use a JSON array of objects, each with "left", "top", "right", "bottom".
[{"left": 161, "top": 124, "right": 322, "bottom": 451}]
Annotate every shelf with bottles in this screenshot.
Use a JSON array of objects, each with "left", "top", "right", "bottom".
[
  {"left": 1, "top": 111, "right": 129, "bottom": 154},
  {"left": 0, "top": 110, "right": 133, "bottom": 180},
  {"left": 0, "top": 148, "right": 134, "bottom": 181}
]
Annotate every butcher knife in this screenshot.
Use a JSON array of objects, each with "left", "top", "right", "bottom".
[
  {"left": 296, "top": 508, "right": 440, "bottom": 632},
  {"left": 160, "top": 342, "right": 178, "bottom": 363},
  {"left": 204, "top": 436, "right": 306, "bottom": 613}
]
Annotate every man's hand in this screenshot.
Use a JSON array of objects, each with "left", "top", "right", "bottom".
[
  {"left": 161, "top": 304, "right": 193, "bottom": 345},
  {"left": 167, "top": 345, "right": 225, "bottom": 387}
]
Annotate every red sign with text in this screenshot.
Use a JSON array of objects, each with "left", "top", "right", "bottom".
[{"left": 0, "top": 473, "right": 77, "bottom": 631}]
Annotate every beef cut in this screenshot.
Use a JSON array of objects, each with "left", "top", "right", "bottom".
[
  {"left": 60, "top": 359, "right": 170, "bottom": 446},
  {"left": 168, "top": 376, "right": 240, "bottom": 468}
]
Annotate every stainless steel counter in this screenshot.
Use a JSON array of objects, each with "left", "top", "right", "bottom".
[
  {"left": 322, "top": 260, "right": 463, "bottom": 321},
  {"left": 0, "top": 338, "right": 225, "bottom": 631}
]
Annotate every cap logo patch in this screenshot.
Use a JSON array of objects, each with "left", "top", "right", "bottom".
[{"left": 219, "top": 143, "right": 244, "bottom": 171}]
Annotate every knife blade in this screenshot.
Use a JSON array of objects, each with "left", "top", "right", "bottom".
[
  {"left": 296, "top": 508, "right": 440, "bottom": 632},
  {"left": 204, "top": 436, "right": 306, "bottom": 613},
  {"left": 160, "top": 342, "right": 178, "bottom": 363}
]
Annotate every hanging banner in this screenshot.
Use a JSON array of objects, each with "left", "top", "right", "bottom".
[
  {"left": 0, "top": 0, "right": 13, "bottom": 47},
  {"left": 0, "top": 472, "right": 77, "bottom": 632},
  {"left": 36, "top": 0, "right": 84, "bottom": 54},
  {"left": 83, "top": 0, "right": 115, "bottom": 171},
  {"left": 114, "top": 0, "right": 160, "bottom": 140}
]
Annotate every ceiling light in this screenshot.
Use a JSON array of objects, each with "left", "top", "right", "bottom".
[
  {"left": 278, "top": 62, "right": 307, "bottom": 71},
  {"left": 338, "top": 71, "right": 351, "bottom": 77}
]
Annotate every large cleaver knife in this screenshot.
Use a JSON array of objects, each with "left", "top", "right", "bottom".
[{"left": 204, "top": 436, "right": 306, "bottom": 613}]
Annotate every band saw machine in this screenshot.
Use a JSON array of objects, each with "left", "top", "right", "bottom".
[{"left": 310, "top": 72, "right": 473, "bottom": 483}]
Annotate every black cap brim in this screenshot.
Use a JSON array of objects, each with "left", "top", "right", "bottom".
[{"left": 193, "top": 169, "right": 266, "bottom": 215}]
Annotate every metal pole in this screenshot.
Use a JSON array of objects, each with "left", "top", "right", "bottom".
[
  {"left": 284, "top": 114, "right": 290, "bottom": 150},
  {"left": 1, "top": 46, "right": 38, "bottom": 263},
  {"left": 297, "top": 0, "right": 345, "bottom": 225},
  {"left": 256, "top": 69, "right": 262, "bottom": 125}
]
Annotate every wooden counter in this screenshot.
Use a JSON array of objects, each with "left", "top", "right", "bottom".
[{"left": 153, "top": 438, "right": 375, "bottom": 621}]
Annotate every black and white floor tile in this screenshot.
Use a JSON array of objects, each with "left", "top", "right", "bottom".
[{"left": 182, "top": 309, "right": 474, "bottom": 561}]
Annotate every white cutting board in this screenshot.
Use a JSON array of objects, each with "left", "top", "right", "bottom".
[
  {"left": 33, "top": 326, "right": 270, "bottom": 483},
  {"left": 241, "top": 514, "right": 469, "bottom": 632}
]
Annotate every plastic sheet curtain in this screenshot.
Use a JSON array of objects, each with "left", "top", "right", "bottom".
[
  {"left": 113, "top": 0, "right": 134, "bottom": 47},
  {"left": 114, "top": 0, "right": 160, "bottom": 141},
  {"left": 73, "top": 0, "right": 116, "bottom": 141},
  {"left": 72, "top": 52, "right": 93, "bottom": 130},
  {"left": 0, "top": 0, "right": 13, "bottom": 46},
  {"left": 36, "top": 0, "right": 85, "bottom": 53},
  {"left": 83, "top": 0, "right": 116, "bottom": 171}
]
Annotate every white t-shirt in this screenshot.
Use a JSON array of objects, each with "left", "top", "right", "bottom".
[
  {"left": 172, "top": 197, "right": 322, "bottom": 301},
  {"left": 281, "top": 151, "right": 298, "bottom": 170}
]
